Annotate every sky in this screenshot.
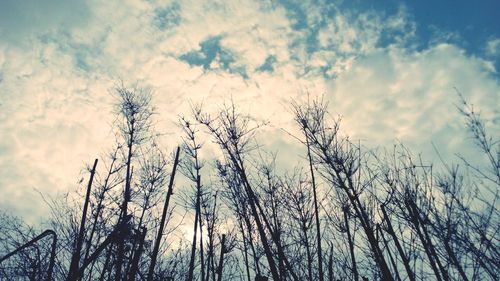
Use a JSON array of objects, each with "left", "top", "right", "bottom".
[{"left": 0, "top": 0, "right": 499, "bottom": 223}]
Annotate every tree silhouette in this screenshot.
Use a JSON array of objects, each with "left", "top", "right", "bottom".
[{"left": 1, "top": 87, "right": 498, "bottom": 281}]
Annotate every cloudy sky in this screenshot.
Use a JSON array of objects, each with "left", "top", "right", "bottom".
[{"left": 0, "top": 0, "right": 499, "bottom": 223}]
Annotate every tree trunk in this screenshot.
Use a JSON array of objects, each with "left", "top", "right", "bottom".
[
  {"left": 380, "top": 204, "right": 415, "bottom": 281},
  {"left": 67, "top": 159, "right": 98, "bottom": 281},
  {"left": 147, "top": 147, "right": 180, "bottom": 281},
  {"left": 305, "top": 137, "right": 324, "bottom": 281},
  {"left": 343, "top": 206, "right": 358, "bottom": 281},
  {"left": 127, "top": 227, "right": 147, "bottom": 281},
  {"left": 216, "top": 235, "right": 226, "bottom": 281},
  {"left": 187, "top": 176, "right": 201, "bottom": 281}
]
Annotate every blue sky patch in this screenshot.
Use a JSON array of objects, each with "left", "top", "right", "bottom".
[
  {"left": 180, "top": 36, "right": 226, "bottom": 69},
  {"left": 154, "top": 2, "right": 181, "bottom": 30},
  {"left": 276, "top": 0, "right": 309, "bottom": 30},
  {"left": 339, "top": 0, "right": 500, "bottom": 67},
  {"left": 256, "top": 55, "right": 277, "bottom": 73},
  {"left": 179, "top": 36, "right": 248, "bottom": 78}
]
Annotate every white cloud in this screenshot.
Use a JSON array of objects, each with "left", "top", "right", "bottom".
[
  {"left": 0, "top": 0, "right": 498, "bottom": 223},
  {"left": 485, "top": 38, "right": 500, "bottom": 57},
  {"left": 328, "top": 43, "right": 499, "bottom": 160}
]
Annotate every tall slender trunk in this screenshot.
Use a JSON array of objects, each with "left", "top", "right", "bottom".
[
  {"left": 328, "top": 245, "right": 334, "bottom": 281},
  {"left": 116, "top": 128, "right": 135, "bottom": 281},
  {"left": 238, "top": 165, "right": 281, "bottom": 281},
  {"left": 343, "top": 206, "right": 358, "bottom": 281},
  {"left": 408, "top": 200, "right": 450, "bottom": 281},
  {"left": 404, "top": 200, "right": 443, "bottom": 281},
  {"left": 206, "top": 193, "right": 218, "bottom": 281},
  {"left": 341, "top": 179, "right": 393, "bottom": 281},
  {"left": 339, "top": 171, "right": 393, "bottom": 281},
  {"left": 241, "top": 225, "right": 252, "bottom": 281},
  {"left": 216, "top": 235, "right": 226, "bottom": 281},
  {"left": 276, "top": 224, "right": 285, "bottom": 281},
  {"left": 377, "top": 224, "right": 401, "bottom": 281},
  {"left": 195, "top": 154, "right": 205, "bottom": 281},
  {"left": 305, "top": 137, "right": 324, "bottom": 281},
  {"left": 127, "top": 227, "right": 147, "bottom": 281},
  {"left": 416, "top": 210, "right": 449, "bottom": 281},
  {"left": 83, "top": 150, "right": 119, "bottom": 274},
  {"left": 187, "top": 176, "right": 201, "bottom": 281},
  {"left": 268, "top": 178, "right": 285, "bottom": 281},
  {"left": 83, "top": 205, "right": 103, "bottom": 280},
  {"left": 67, "top": 159, "right": 98, "bottom": 281},
  {"left": 236, "top": 203, "right": 252, "bottom": 281},
  {"left": 147, "top": 147, "right": 180, "bottom": 281},
  {"left": 242, "top": 208, "right": 260, "bottom": 276},
  {"left": 123, "top": 194, "right": 147, "bottom": 278},
  {"left": 380, "top": 204, "right": 415, "bottom": 281},
  {"left": 199, "top": 198, "right": 205, "bottom": 281},
  {"left": 302, "top": 226, "right": 313, "bottom": 281},
  {"left": 255, "top": 197, "right": 299, "bottom": 281}
]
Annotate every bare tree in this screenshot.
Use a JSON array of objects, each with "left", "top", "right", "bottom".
[
  {"left": 193, "top": 102, "right": 282, "bottom": 281},
  {"left": 2, "top": 88, "right": 499, "bottom": 281}
]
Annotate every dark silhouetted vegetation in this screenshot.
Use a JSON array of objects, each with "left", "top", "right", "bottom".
[{"left": 1, "top": 86, "right": 498, "bottom": 281}]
